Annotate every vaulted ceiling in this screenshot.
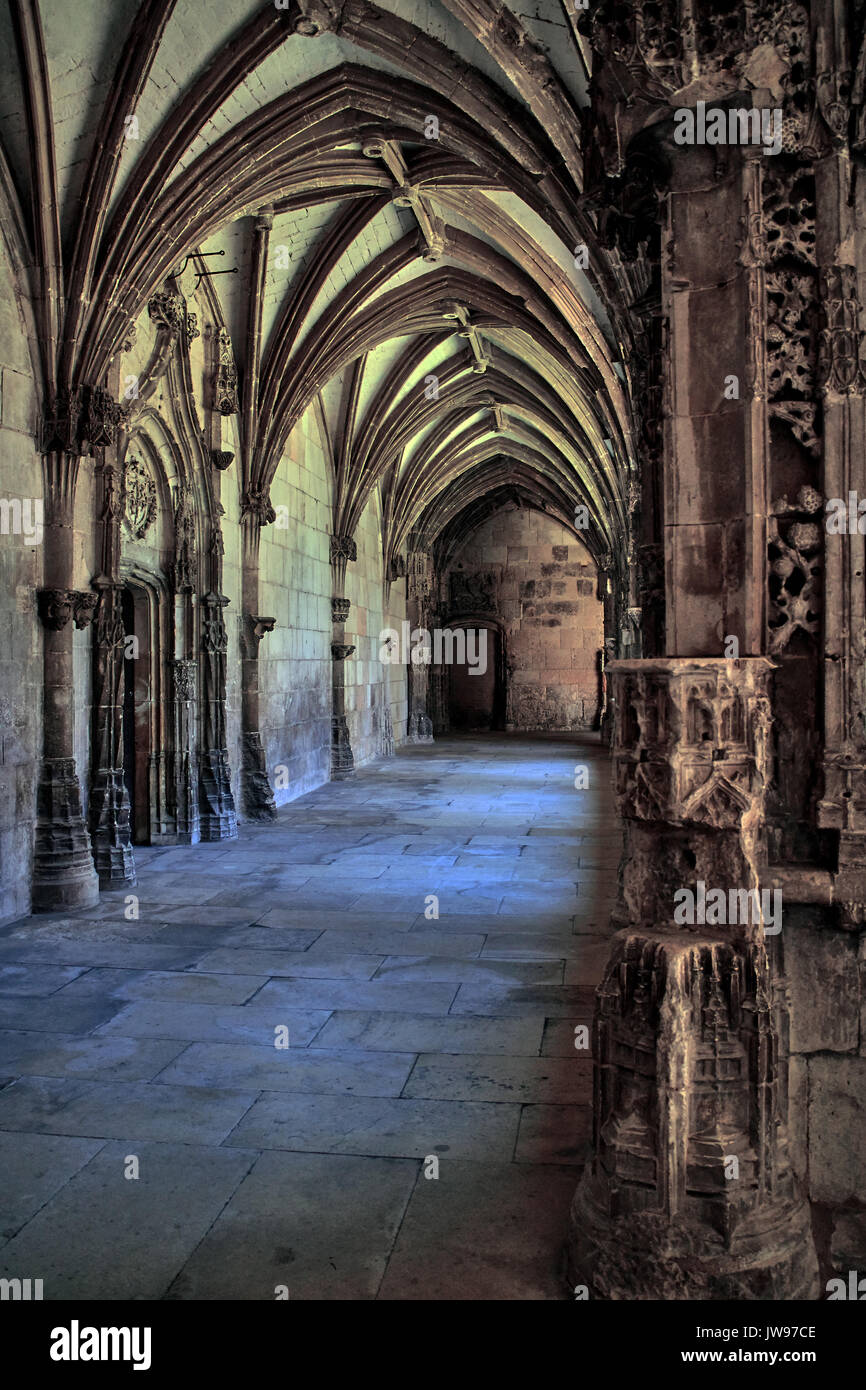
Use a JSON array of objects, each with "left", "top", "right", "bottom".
[{"left": 2, "top": 0, "right": 640, "bottom": 568}]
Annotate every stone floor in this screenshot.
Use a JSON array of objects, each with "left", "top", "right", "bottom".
[{"left": 0, "top": 733, "right": 619, "bottom": 1300}]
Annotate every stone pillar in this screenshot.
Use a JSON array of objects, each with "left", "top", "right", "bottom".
[
  {"left": 406, "top": 546, "right": 434, "bottom": 743},
  {"left": 567, "top": 658, "right": 818, "bottom": 1299},
  {"left": 240, "top": 494, "right": 277, "bottom": 821},
  {"left": 88, "top": 451, "right": 135, "bottom": 887},
  {"left": 198, "top": 591, "right": 237, "bottom": 840},
  {"left": 814, "top": 144, "right": 866, "bottom": 919},
  {"left": 89, "top": 575, "right": 135, "bottom": 886},
  {"left": 32, "top": 391, "right": 120, "bottom": 911},
  {"left": 330, "top": 536, "right": 356, "bottom": 779}
]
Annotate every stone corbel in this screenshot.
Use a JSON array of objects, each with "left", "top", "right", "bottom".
[
  {"left": 211, "top": 449, "right": 234, "bottom": 471},
  {"left": 38, "top": 588, "right": 98, "bottom": 631},
  {"left": 331, "top": 643, "right": 355, "bottom": 661},
  {"left": 243, "top": 614, "right": 276, "bottom": 657}
]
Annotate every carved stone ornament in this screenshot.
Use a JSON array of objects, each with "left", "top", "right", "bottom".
[
  {"left": 148, "top": 291, "right": 185, "bottom": 333},
  {"left": 240, "top": 488, "right": 276, "bottom": 525},
  {"left": 331, "top": 643, "right": 355, "bottom": 661},
  {"left": 39, "top": 387, "right": 124, "bottom": 457},
  {"left": 37, "top": 588, "right": 98, "bottom": 631},
  {"left": 215, "top": 326, "right": 239, "bottom": 415},
  {"left": 122, "top": 458, "right": 158, "bottom": 540},
  {"left": 171, "top": 659, "right": 197, "bottom": 702},
  {"left": 211, "top": 449, "right": 234, "bottom": 471},
  {"left": 330, "top": 535, "right": 357, "bottom": 564},
  {"left": 331, "top": 596, "right": 351, "bottom": 624},
  {"left": 610, "top": 658, "right": 774, "bottom": 831}
]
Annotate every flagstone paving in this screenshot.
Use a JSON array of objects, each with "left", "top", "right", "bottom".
[{"left": 0, "top": 733, "right": 618, "bottom": 1300}]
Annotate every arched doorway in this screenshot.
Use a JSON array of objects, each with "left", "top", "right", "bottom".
[
  {"left": 120, "top": 576, "right": 172, "bottom": 845},
  {"left": 445, "top": 618, "right": 507, "bottom": 732}
]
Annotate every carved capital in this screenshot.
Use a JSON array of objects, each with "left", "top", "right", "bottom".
[
  {"left": 331, "top": 643, "right": 355, "bottom": 661},
  {"left": 331, "top": 596, "right": 351, "bottom": 624},
  {"left": 330, "top": 535, "right": 357, "bottom": 564},
  {"left": 240, "top": 488, "right": 276, "bottom": 526}
]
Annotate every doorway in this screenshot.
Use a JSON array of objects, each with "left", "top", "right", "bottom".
[{"left": 447, "top": 622, "right": 506, "bottom": 730}]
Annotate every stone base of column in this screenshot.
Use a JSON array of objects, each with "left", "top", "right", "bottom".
[
  {"left": 89, "top": 768, "right": 136, "bottom": 887},
  {"left": 199, "top": 748, "right": 238, "bottom": 840},
  {"left": 407, "top": 711, "right": 433, "bottom": 744},
  {"left": 32, "top": 758, "right": 100, "bottom": 911},
  {"left": 565, "top": 929, "right": 819, "bottom": 1301},
  {"left": 331, "top": 714, "right": 355, "bottom": 780},
  {"left": 241, "top": 732, "right": 277, "bottom": 821}
]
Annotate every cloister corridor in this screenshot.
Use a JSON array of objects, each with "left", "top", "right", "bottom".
[{"left": 0, "top": 735, "right": 618, "bottom": 1300}]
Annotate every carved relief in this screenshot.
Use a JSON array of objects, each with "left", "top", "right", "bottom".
[
  {"left": 172, "top": 483, "right": 196, "bottom": 592},
  {"left": 215, "top": 327, "right": 239, "bottom": 415},
  {"left": 330, "top": 535, "right": 358, "bottom": 564},
  {"left": 331, "top": 596, "right": 351, "bottom": 624},
  {"left": 148, "top": 291, "right": 185, "bottom": 333},
  {"left": 122, "top": 459, "right": 158, "bottom": 540},
  {"left": 610, "top": 659, "right": 774, "bottom": 830},
  {"left": 767, "top": 487, "right": 823, "bottom": 653}
]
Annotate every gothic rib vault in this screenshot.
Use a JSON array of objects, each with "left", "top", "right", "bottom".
[{"left": 1, "top": 0, "right": 865, "bottom": 1300}]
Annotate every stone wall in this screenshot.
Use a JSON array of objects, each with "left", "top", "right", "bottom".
[
  {"left": 0, "top": 232, "right": 41, "bottom": 924},
  {"left": 786, "top": 907, "right": 866, "bottom": 1281},
  {"left": 445, "top": 508, "right": 603, "bottom": 731},
  {"left": 259, "top": 413, "right": 408, "bottom": 804}
]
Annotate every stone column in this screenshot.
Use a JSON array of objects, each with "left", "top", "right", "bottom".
[
  {"left": 568, "top": 658, "right": 818, "bottom": 1299},
  {"left": 33, "top": 391, "right": 120, "bottom": 911},
  {"left": 198, "top": 591, "right": 237, "bottom": 840},
  {"left": 240, "top": 493, "right": 278, "bottom": 820},
  {"left": 330, "top": 536, "right": 356, "bottom": 779},
  {"left": 814, "top": 144, "right": 866, "bottom": 919},
  {"left": 87, "top": 450, "right": 135, "bottom": 887},
  {"left": 406, "top": 546, "right": 434, "bottom": 743}
]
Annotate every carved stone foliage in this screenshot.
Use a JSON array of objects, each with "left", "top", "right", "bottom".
[
  {"left": 331, "top": 643, "right": 355, "bottom": 661},
  {"left": 122, "top": 458, "right": 158, "bottom": 540},
  {"left": 215, "top": 327, "right": 239, "bottom": 415},
  {"left": 611, "top": 659, "right": 773, "bottom": 831},
  {"left": 768, "top": 487, "right": 823, "bottom": 653},
  {"left": 185, "top": 313, "right": 199, "bottom": 343},
  {"left": 331, "top": 597, "right": 351, "bottom": 624},
  {"left": 760, "top": 165, "right": 821, "bottom": 457},
  {"left": 37, "top": 589, "right": 98, "bottom": 630},
  {"left": 211, "top": 450, "right": 234, "bottom": 471},
  {"left": 148, "top": 291, "right": 185, "bottom": 333}
]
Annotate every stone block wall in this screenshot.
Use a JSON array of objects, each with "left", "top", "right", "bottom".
[
  {"left": 785, "top": 907, "right": 866, "bottom": 1283},
  {"left": 445, "top": 508, "right": 603, "bottom": 731},
  {"left": 258, "top": 413, "right": 407, "bottom": 804},
  {"left": 0, "top": 233, "right": 41, "bottom": 924}
]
